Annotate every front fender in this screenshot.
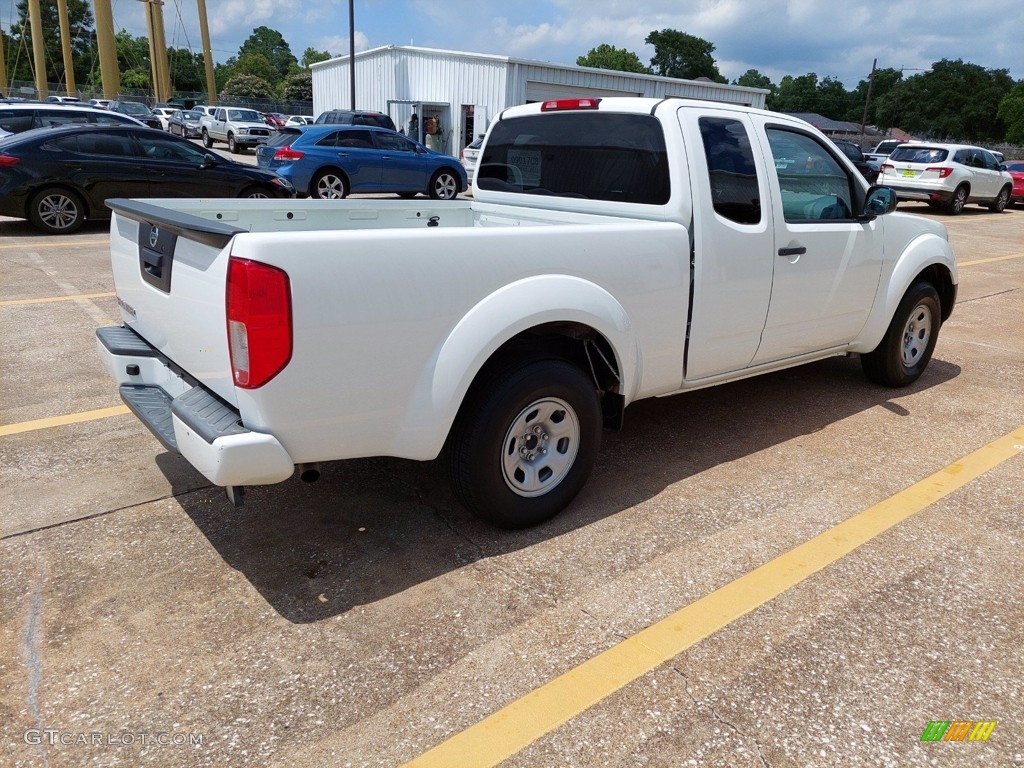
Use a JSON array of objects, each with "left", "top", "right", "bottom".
[
  {"left": 855, "top": 223, "right": 957, "bottom": 352},
  {"left": 395, "top": 275, "right": 640, "bottom": 458}
]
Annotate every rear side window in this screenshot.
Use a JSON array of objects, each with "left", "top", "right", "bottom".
[
  {"left": 0, "top": 109, "right": 35, "bottom": 132},
  {"left": 889, "top": 146, "right": 948, "bottom": 164},
  {"left": 265, "top": 130, "right": 300, "bottom": 148},
  {"left": 699, "top": 117, "right": 761, "bottom": 225},
  {"left": 478, "top": 112, "right": 670, "bottom": 204}
]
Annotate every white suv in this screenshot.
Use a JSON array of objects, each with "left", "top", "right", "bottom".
[{"left": 879, "top": 143, "right": 1013, "bottom": 214}]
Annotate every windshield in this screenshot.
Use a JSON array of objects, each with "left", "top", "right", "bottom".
[
  {"left": 228, "top": 110, "right": 262, "bottom": 122},
  {"left": 118, "top": 102, "right": 152, "bottom": 116}
]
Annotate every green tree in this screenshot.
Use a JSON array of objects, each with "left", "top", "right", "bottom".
[
  {"left": 167, "top": 47, "right": 206, "bottom": 94},
  {"left": 111, "top": 29, "right": 152, "bottom": 90},
  {"left": 221, "top": 73, "right": 273, "bottom": 99},
  {"left": 8, "top": 0, "right": 96, "bottom": 87},
  {"left": 576, "top": 43, "right": 650, "bottom": 74},
  {"left": 997, "top": 81, "right": 1024, "bottom": 144},
  {"left": 733, "top": 69, "right": 775, "bottom": 103},
  {"left": 235, "top": 52, "right": 278, "bottom": 85},
  {"left": 771, "top": 73, "right": 819, "bottom": 112},
  {"left": 875, "top": 60, "right": 1014, "bottom": 141},
  {"left": 645, "top": 29, "right": 725, "bottom": 83},
  {"left": 301, "top": 47, "right": 332, "bottom": 68},
  {"left": 236, "top": 26, "right": 297, "bottom": 82},
  {"left": 849, "top": 67, "right": 902, "bottom": 125},
  {"left": 281, "top": 71, "right": 312, "bottom": 101},
  {"left": 816, "top": 76, "right": 854, "bottom": 120}
]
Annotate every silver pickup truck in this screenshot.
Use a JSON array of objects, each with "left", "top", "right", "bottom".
[{"left": 200, "top": 106, "right": 272, "bottom": 154}]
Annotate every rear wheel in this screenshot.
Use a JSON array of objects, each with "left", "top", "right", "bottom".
[
  {"left": 861, "top": 281, "right": 941, "bottom": 387},
  {"left": 429, "top": 169, "right": 459, "bottom": 200},
  {"left": 447, "top": 357, "right": 602, "bottom": 529},
  {"left": 311, "top": 169, "right": 348, "bottom": 199},
  {"left": 202, "top": 130, "right": 212, "bottom": 148},
  {"left": 28, "top": 187, "right": 85, "bottom": 234},
  {"left": 946, "top": 184, "right": 968, "bottom": 215},
  {"left": 988, "top": 186, "right": 1010, "bottom": 213}
]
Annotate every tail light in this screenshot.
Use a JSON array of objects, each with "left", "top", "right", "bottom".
[
  {"left": 926, "top": 166, "right": 953, "bottom": 178},
  {"left": 226, "top": 257, "right": 292, "bottom": 389},
  {"left": 880, "top": 163, "right": 894, "bottom": 174},
  {"left": 273, "top": 146, "right": 304, "bottom": 161},
  {"left": 0, "top": 154, "right": 20, "bottom": 167}
]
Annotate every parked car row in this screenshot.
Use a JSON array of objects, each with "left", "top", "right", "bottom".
[{"left": 879, "top": 143, "right": 1014, "bottom": 214}]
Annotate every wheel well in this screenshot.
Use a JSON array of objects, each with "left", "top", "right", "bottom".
[
  {"left": 915, "top": 264, "right": 956, "bottom": 322},
  {"left": 475, "top": 322, "right": 625, "bottom": 430}
]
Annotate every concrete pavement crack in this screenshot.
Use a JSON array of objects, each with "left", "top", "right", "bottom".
[
  {"left": 21, "top": 541, "right": 51, "bottom": 768},
  {"left": 672, "top": 665, "right": 769, "bottom": 768}
]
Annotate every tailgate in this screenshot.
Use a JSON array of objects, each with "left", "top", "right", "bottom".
[{"left": 106, "top": 198, "right": 243, "bottom": 406}]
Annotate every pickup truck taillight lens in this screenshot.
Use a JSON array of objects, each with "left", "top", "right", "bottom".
[
  {"left": 926, "top": 166, "right": 954, "bottom": 178},
  {"left": 226, "top": 258, "right": 292, "bottom": 389}
]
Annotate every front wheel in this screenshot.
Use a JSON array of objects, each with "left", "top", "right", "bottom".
[
  {"left": 447, "top": 357, "right": 602, "bottom": 529},
  {"left": 988, "top": 186, "right": 1010, "bottom": 213},
  {"left": 227, "top": 134, "right": 238, "bottom": 154},
  {"left": 239, "top": 186, "right": 270, "bottom": 199},
  {"left": 429, "top": 169, "right": 459, "bottom": 200},
  {"left": 861, "top": 281, "right": 941, "bottom": 387}
]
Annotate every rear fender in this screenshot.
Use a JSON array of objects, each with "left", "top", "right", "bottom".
[{"left": 397, "top": 275, "right": 639, "bottom": 458}]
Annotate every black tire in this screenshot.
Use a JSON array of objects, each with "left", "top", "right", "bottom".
[
  {"left": 397, "top": 192, "right": 417, "bottom": 199},
  {"left": 28, "top": 187, "right": 85, "bottom": 234},
  {"left": 946, "top": 184, "right": 968, "bottom": 215},
  {"left": 227, "top": 134, "right": 238, "bottom": 154},
  {"left": 988, "top": 186, "right": 1010, "bottom": 213},
  {"left": 311, "top": 169, "right": 348, "bottom": 199},
  {"left": 861, "top": 281, "right": 941, "bottom": 387},
  {"left": 429, "top": 169, "right": 460, "bottom": 200},
  {"left": 447, "top": 357, "right": 602, "bottom": 529},
  {"left": 202, "top": 130, "right": 213, "bottom": 148}
]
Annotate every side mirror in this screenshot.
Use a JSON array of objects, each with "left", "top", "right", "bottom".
[
  {"left": 201, "top": 153, "right": 219, "bottom": 168},
  {"left": 858, "top": 185, "right": 897, "bottom": 221}
]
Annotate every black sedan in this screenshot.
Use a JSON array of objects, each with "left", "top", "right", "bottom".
[{"left": 0, "top": 125, "right": 294, "bottom": 234}]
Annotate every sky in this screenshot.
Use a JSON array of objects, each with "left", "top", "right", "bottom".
[{"left": 107, "top": 0, "right": 1022, "bottom": 90}]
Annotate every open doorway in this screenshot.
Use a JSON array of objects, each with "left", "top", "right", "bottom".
[{"left": 388, "top": 100, "right": 453, "bottom": 155}]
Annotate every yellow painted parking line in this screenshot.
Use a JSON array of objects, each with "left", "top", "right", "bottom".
[
  {"left": 959, "top": 253, "right": 1024, "bottom": 267},
  {"left": 404, "top": 425, "right": 1024, "bottom": 768},
  {"left": 0, "top": 406, "right": 130, "bottom": 437},
  {"left": 0, "top": 292, "right": 116, "bottom": 307},
  {"left": 0, "top": 240, "right": 108, "bottom": 249}
]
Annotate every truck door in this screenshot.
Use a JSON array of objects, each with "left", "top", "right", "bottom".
[
  {"left": 750, "top": 124, "right": 883, "bottom": 364},
  {"left": 678, "top": 108, "right": 774, "bottom": 380}
]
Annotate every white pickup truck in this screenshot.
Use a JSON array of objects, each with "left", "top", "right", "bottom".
[
  {"left": 97, "top": 97, "right": 957, "bottom": 528},
  {"left": 200, "top": 106, "right": 273, "bottom": 154}
]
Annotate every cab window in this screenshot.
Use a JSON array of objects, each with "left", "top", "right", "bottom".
[
  {"left": 699, "top": 117, "right": 761, "bottom": 225},
  {"left": 766, "top": 128, "right": 854, "bottom": 222}
]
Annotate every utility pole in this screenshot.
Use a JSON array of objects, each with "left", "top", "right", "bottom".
[
  {"left": 93, "top": 0, "right": 121, "bottom": 98},
  {"left": 859, "top": 58, "right": 876, "bottom": 137},
  {"left": 27, "top": 0, "right": 47, "bottom": 99},
  {"left": 56, "top": 0, "right": 76, "bottom": 96},
  {"left": 197, "top": 0, "right": 218, "bottom": 105},
  {"left": 348, "top": 0, "right": 356, "bottom": 109}
]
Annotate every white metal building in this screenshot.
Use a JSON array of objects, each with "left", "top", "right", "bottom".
[{"left": 311, "top": 45, "right": 768, "bottom": 157}]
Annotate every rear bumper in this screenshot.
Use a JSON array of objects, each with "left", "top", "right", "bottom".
[
  {"left": 97, "top": 325, "right": 294, "bottom": 486},
  {"left": 884, "top": 184, "right": 955, "bottom": 203}
]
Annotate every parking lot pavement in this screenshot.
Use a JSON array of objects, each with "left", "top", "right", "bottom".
[{"left": 1, "top": 204, "right": 1022, "bottom": 767}]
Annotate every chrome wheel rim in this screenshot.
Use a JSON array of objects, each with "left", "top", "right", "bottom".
[
  {"left": 901, "top": 303, "right": 933, "bottom": 367},
  {"left": 501, "top": 397, "right": 580, "bottom": 497},
  {"left": 315, "top": 174, "right": 346, "bottom": 198},
  {"left": 38, "top": 194, "right": 79, "bottom": 230},
  {"left": 434, "top": 173, "right": 457, "bottom": 199},
  {"left": 951, "top": 188, "right": 966, "bottom": 213}
]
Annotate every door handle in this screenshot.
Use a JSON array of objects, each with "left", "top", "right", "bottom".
[{"left": 778, "top": 246, "right": 806, "bottom": 257}]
